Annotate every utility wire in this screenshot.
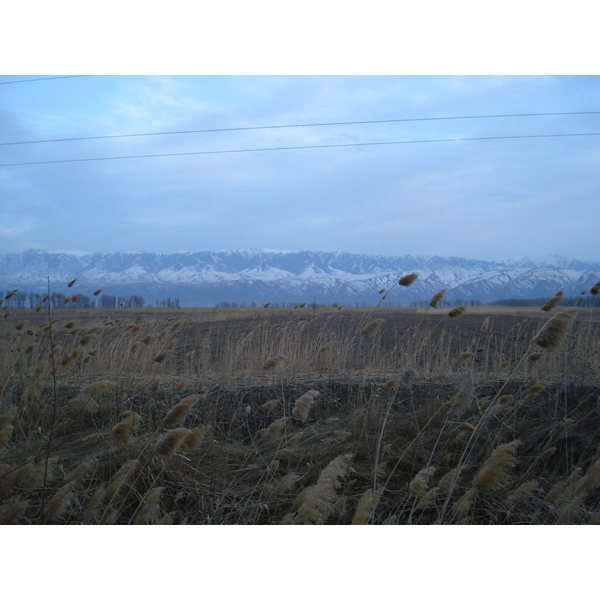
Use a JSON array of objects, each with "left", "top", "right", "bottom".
[
  {"left": 1, "top": 111, "right": 599, "bottom": 147},
  {"left": 1, "top": 132, "right": 598, "bottom": 167},
  {"left": 0, "top": 75, "right": 89, "bottom": 85}
]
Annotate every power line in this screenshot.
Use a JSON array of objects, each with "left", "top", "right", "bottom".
[
  {"left": 0, "top": 75, "right": 89, "bottom": 85},
  {"left": 1, "top": 132, "right": 598, "bottom": 167},
  {"left": 1, "top": 111, "right": 599, "bottom": 147}
]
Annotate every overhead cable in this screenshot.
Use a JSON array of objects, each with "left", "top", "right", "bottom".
[{"left": 1, "top": 132, "right": 598, "bottom": 167}]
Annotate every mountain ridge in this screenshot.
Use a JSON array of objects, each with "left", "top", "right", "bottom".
[{"left": 1, "top": 249, "right": 599, "bottom": 306}]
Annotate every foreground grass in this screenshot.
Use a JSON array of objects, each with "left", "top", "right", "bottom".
[{"left": 1, "top": 284, "right": 600, "bottom": 524}]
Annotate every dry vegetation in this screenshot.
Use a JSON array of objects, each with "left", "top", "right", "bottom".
[{"left": 1, "top": 278, "right": 600, "bottom": 525}]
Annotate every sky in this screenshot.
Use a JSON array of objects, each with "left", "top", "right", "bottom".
[
  {"left": 1, "top": 1, "right": 599, "bottom": 264},
  {"left": 1, "top": 74, "right": 599, "bottom": 262}
]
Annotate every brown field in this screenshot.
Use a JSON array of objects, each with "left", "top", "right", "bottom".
[{"left": 1, "top": 298, "right": 600, "bottom": 525}]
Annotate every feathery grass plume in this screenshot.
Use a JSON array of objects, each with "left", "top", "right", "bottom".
[
  {"left": 130, "top": 343, "right": 139, "bottom": 353},
  {"left": 263, "top": 302, "right": 272, "bottom": 308},
  {"left": 67, "top": 278, "right": 77, "bottom": 287},
  {"left": 43, "top": 479, "right": 78, "bottom": 521},
  {"left": 105, "top": 459, "right": 139, "bottom": 502},
  {"left": 588, "top": 513, "right": 600, "bottom": 525},
  {"left": 416, "top": 486, "right": 441, "bottom": 510},
  {"left": 438, "top": 468, "right": 461, "bottom": 493},
  {"left": 110, "top": 420, "right": 135, "bottom": 449},
  {"left": 319, "top": 341, "right": 333, "bottom": 354},
  {"left": 180, "top": 425, "right": 209, "bottom": 453},
  {"left": 22, "top": 460, "right": 49, "bottom": 490},
  {"left": 505, "top": 480, "right": 539, "bottom": 506},
  {"left": 398, "top": 273, "right": 419, "bottom": 287},
  {"left": 573, "top": 458, "right": 600, "bottom": 496},
  {"left": 157, "top": 512, "right": 176, "bottom": 525},
  {"left": 460, "top": 422, "right": 477, "bottom": 432},
  {"left": 545, "top": 468, "right": 583, "bottom": 504},
  {"left": 378, "top": 288, "right": 386, "bottom": 294},
  {"left": 262, "top": 354, "right": 286, "bottom": 372},
  {"left": 103, "top": 508, "right": 119, "bottom": 525},
  {"left": 448, "top": 306, "right": 467, "bottom": 318},
  {"left": 498, "top": 360, "right": 511, "bottom": 371},
  {"left": 0, "top": 424, "right": 14, "bottom": 451},
  {"left": 541, "top": 290, "right": 564, "bottom": 312},
  {"left": 527, "top": 352, "right": 544, "bottom": 363},
  {"left": 0, "top": 496, "right": 29, "bottom": 524},
  {"left": 64, "top": 320, "right": 77, "bottom": 329},
  {"left": 409, "top": 466, "right": 436, "bottom": 497},
  {"left": 261, "top": 399, "right": 279, "bottom": 411},
  {"left": 155, "top": 428, "right": 190, "bottom": 456},
  {"left": 84, "top": 485, "right": 106, "bottom": 521},
  {"left": 384, "top": 379, "right": 398, "bottom": 389},
  {"left": 429, "top": 288, "right": 446, "bottom": 308},
  {"left": 22, "top": 382, "right": 43, "bottom": 406},
  {"left": 5, "top": 289, "right": 18, "bottom": 300},
  {"left": 481, "top": 316, "right": 490, "bottom": 332},
  {"left": 0, "top": 464, "right": 34, "bottom": 498},
  {"left": 401, "top": 367, "right": 419, "bottom": 385},
  {"left": 142, "top": 335, "right": 156, "bottom": 345},
  {"left": 525, "top": 379, "right": 547, "bottom": 400},
  {"left": 175, "top": 381, "right": 186, "bottom": 393},
  {"left": 533, "top": 310, "right": 574, "bottom": 350},
  {"left": 293, "top": 453, "right": 353, "bottom": 524},
  {"left": 154, "top": 351, "right": 169, "bottom": 364},
  {"left": 445, "top": 380, "right": 475, "bottom": 413},
  {"left": 93, "top": 289, "right": 102, "bottom": 295},
  {"left": 472, "top": 439, "right": 521, "bottom": 490},
  {"left": 451, "top": 488, "right": 476, "bottom": 520},
  {"left": 362, "top": 318, "right": 384, "bottom": 336},
  {"left": 285, "top": 431, "right": 304, "bottom": 448},
  {"left": 292, "top": 390, "right": 320, "bottom": 421},
  {"left": 235, "top": 370, "right": 249, "bottom": 381},
  {"left": 164, "top": 394, "right": 199, "bottom": 427},
  {"left": 258, "top": 417, "right": 289, "bottom": 440},
  {"left": 134, "top": 487, "right": 165, "bottom": 524},
  {"left": 591, "top": 280, "right": 600, "bottom": 295},
  {"left": 457, "top": 351, "right": 474, "bottom": 361},
  {"left": 15, "top": 320, "right": 28, "bottom": 331},
  {"left": 351, "top": 487, "right": 383, "bottom": 524},
  {"left": 275, "top": 474, "right": 301, "bottom": 494},
  {"left": 79, "top": 334, "right": 95, "bottom": 347}
]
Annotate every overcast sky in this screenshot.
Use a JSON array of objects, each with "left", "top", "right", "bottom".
[{"left": 1, "top": 74, "right": 599, "bottom": 261}]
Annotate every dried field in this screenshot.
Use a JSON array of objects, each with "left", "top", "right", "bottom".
[{"left": 1, "top": 286, "right": 600, "bottom": 525}]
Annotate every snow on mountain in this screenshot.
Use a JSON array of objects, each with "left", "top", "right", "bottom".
[{"left": 1, "top": 249, "right": 599, "bottom": 306}]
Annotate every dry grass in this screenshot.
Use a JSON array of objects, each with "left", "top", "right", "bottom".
[{"left": 1, "top": 282, "right": 600, "bottom": 525}]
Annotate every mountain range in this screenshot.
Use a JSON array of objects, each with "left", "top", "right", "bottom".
[{"left": 1, "top": 249, "right": 599, "bottom": 307}]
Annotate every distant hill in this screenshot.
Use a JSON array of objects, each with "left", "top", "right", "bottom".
[{"left": 1, "top": 249, "right": 599, "bottom": 307}]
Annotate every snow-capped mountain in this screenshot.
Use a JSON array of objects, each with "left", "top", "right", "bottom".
[{"left": 1, "top": 249, "right": 599, "bottom": 306}]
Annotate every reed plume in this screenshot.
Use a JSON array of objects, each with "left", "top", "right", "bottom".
[
  {"left": 84, "top": 485, "right": 106, "bottom": 521},
  {"left": 505, "top": 480, "right": 539, "bottom": 506},
  {"left": 445, "top": 380, "right": 475, "bottom": 412},
  {"left": 262, "top": 354, "right": 286, "bottom": 372},
  {"left": 398, "top": 273, "right": 418, "bottom": 287},
  {"left": 67, "top": 278, "right": 77, "bottom": 287},
  {"left": 292, "top": 390, "right": 320, "bottom": 421},
  {"left": 164, "top": 394, "right": 199, "bottom": 427},
  {"left": 457, "top": 351, "right": 474, "bottom": 361},
  {"left": 409, "top": 466, "right": 436, "bottom": 497},
  {"left": 541, "top": 290, "right": 564, "bottom": 312},
  {"left": 429, "top": 289, "right": 446, "bottom": 308},
  {"left": 292, "top": 453, "right": 353, "bottom": 524},
  {"left": 105, "top": 459, "right": 139, "bottom": 501},
  {"left": 472, "top": 439, "right": 521, "bottom": 490},
  {"left": 285, "top": 431, "right": 304, "bottom": 448},
  {"left": 481, "top": 316, "right": 490, "bottom": 332},
  {"left": 362, "top": 318, "right": 384, "bottom": 336},
  {"left": 43, "top": 480, "right": 78, "bottom": 520},
  {"left": 401, "top": 367, "right": 419, "bottom": 385},
  {"left": 180, "top": 426, "right": 209, "bottom": 453},
  {"left": 527, "top": 352, "right": 544, "bottom": 363},
  {"left": 533, "top": 311, "right": 574, "bottom": 350},
  {"left": 591, "top": 280, "right": 600, "bottom": 295},
  {"left": 261, "top": 399, "right": 279, "bottom": 412},
  {"left": 274, "top": 474, "right": 301, "bottom": 493},
  {"left": 415, "top": 486, "right": 441, "bottom": 510},
  {"left": 351, "top": 487, "right": 382, "bottom": 524},
  {"left": 258, "top": 417, "right": 289, "bottom": 440},
  {"left": 438, "top": 468, "right": 460, "bottom": 493},
  {"left": 134, "top": 487, "right": 165, "bottom": 524},
  {"left": 451, "top": 488, "right": 475, "bottom": 520},
  {"left": 448, "top": 306, "right": 467, "bottom": 318},
  {"left": 573, "top": 458, "right": 600, "bottom": 496},
  {"left": 155, "top": 428, "right": 190, "bottom": 456},
  {"left": 0, "top": 496, "right": 29, "bottom": 524}
]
